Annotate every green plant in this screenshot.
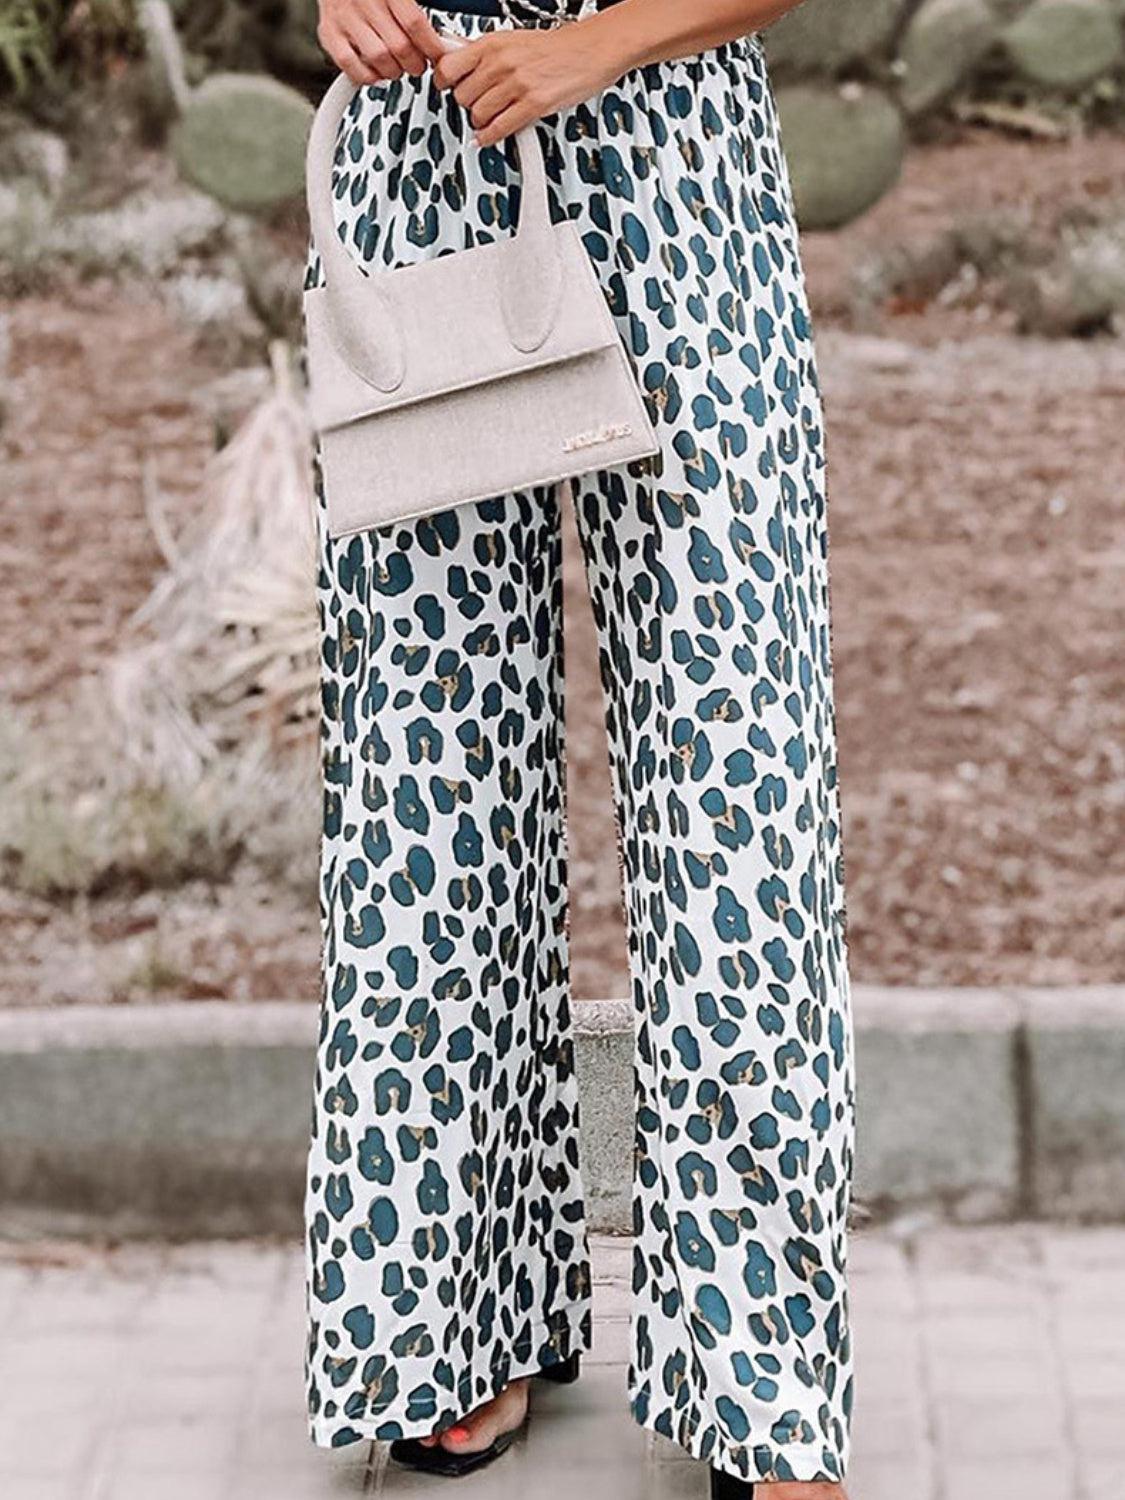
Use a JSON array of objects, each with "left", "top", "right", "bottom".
[
  {"left": 0, "top": 0, "right": 141, "bottom": 95},
  {"left": 0, "top": 179, "right": 54, "bottom": 293},
  {"left": 0, "top": 0, "right": 53, "bottom": 91}
]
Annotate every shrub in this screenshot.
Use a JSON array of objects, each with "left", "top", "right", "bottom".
[
  {"left": 0, "top": 0, "right": 142, "bottom": 96},
  {"left": 0, "top": 703, "right": 318, "bottom": 900}
]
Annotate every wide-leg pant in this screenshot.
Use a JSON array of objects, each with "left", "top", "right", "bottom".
[{"left": 305, "top": 21, "right": 855, "bottom": 1484}]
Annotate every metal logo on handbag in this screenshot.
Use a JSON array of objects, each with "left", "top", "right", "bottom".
[{"left": 304, "top": 71, "right": 661, "bottom": 540}]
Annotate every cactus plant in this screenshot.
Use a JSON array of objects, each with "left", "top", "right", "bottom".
[
  {"left": 1004, "top": 0, "right": 1123, "bottom": 90},
  {"left": 143, "top": 0, "right": 313, "bottom": 213},
  {"left": 775, "top": 83, "right": 907, "bottom": 230},
  {"left": 171, "top": 71, "right": 312, "bottom": 212},
  {"left": 897, "top": 0, "right": 999, "bottom": 114},
  {"left": 764, "top": 0, "right": 909, "bottom": 75}
]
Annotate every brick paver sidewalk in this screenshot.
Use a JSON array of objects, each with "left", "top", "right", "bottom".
[{"left": 2, "top": 1227, "right": 1123, "bottom": 1500}]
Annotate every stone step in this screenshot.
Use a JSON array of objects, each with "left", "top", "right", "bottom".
[{"left": 1, "top": 986, "right": 1123, "bottom": 1237}]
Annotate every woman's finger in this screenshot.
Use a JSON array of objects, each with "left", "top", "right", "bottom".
[
  {"left": 344, "top": 17, "right": 404, "bottom": 78},
  {"left": 452, "top": 62, "right": 500, "bottom": 110},
  {"left": 319, "top": 20, "right": 383, "bottom": 82},
  {"left": 385, "top": 0, "right": 447, "bottom": 64},
  {"left": 433, "top": 37, "right": 487, "bottom": 89},
  {"left": 474, "top": 100, "right": 529, "bottom": 147},
  {"left": 360, "top": 8, "right": 428, "bottom": 76},
  {"left": 466, "top": 80, "right": 518, "bottom": 132}
]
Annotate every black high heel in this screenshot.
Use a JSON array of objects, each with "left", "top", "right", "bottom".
[
  {"left": 536, "top": 1351, "right": 582, "bottom": 1385},
  {"left": 389, "top": 1429, "right": 518, "bottom": 1478},
  {"left": 389, "top": 1359, "right": 580, "bottom": 1478},
  {"left": 710, "top": 1468, "right": 755, "bottom": 1499}
]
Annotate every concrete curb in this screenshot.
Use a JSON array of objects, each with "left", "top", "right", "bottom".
[{"left": 1, "top": 987, "right": 1122, "bottom": 1237}]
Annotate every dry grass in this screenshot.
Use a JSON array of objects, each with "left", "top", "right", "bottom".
[
  {"left": 1, "top": 338, "right": 322, "bottom": 903},
  {"left": 107, "top": 338, "right": 319, "bottom": 785},
  {"left": 0, "top": 697, "right": 318, "bottom": 900}
]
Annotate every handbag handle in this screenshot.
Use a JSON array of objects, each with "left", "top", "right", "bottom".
[{"left": 306, "top": 69, "right": 564, "bottom": 395}]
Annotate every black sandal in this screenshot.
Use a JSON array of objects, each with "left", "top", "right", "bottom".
[
  {"left": 389, "top": 1428, "right": 519, "bottom": 1478},
  {"left": 536, "top": 1351, "right": 582, "bottom": 1385},
  {"left": 710, "top": 1468, "right": 755, "bottom": 1499},
  {"left": 389, "top": 1359, "right": 581, "bottom": 1479}
]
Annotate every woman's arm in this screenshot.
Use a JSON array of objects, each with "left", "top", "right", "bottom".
[
  {"left": 436, "top": 0, "right": 804, "bottom": 146},
  {"left": 571, "top": 0, "right": 800, "bottom": 74}
]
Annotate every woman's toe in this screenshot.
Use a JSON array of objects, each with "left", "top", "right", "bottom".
[
  {"left": 438, "top": 1421, "right": 484, "bottom": 1453},
  {"left": 437, "top": 1382, "right": 528, "bottom": 1454}
]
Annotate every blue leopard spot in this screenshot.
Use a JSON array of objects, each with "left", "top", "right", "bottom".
[
  {"left": 673, "top": 922, "right": 702, "bottom": 976},
  {"left": 367, "top": 1197, "right": 399, "bottom": 1245},
  {"left": 452, "top": 813, "right": 484, "bottom": 868},
  {"left": 674, "top": 1211, "right": 716, "bottom": 1271},
  {"left": 687, "top": 526, "right": 728, "bottom": 583},
  {"left": 676, "top": 1151, "right": 717, "bottom": 1200},
  {"left": 695, "top": 1282, "right": 732, "bottom": 1337},
  {"left": 325, "top": 1173, "right": 353, "bottom": 1221},
  {"left": 600, "top": 144, "right": 635, "bottom": 200},
  {"left": 314, "top": 1260, "right": 345, "bottom": 1303},
  {"left": 672, "top": 1025, "right": 701, "bottom": 1070},
  {"left": 743, "top": 1240, "right": 778, "bottom": 1298},
  {"left": 417, "top": 1160, "right": 450, "bottom": 1215},
  {"left": 763, "top": 937, "right": 796, "bottom": 981},
  {"left": 343, "top": 1305, "right": 376, "bottom": 1350},
  {"left": 716, "top": 1395, "right": 750, "bottom": 1441},
  {"left": 357, "top": 1127, "right": 394, "bottom": 1184},
  {"left": 387, "top": 947, "right": 417, "bottom": 988},
  {"left": 713, "top": 886, "right": 752, "bottom": 942}
]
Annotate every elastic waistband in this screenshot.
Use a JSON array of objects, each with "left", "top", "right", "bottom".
[
  {"left": 423, "top": 0, "right": 620, "bottom": 18},
  {"left": 424, "top": 0, "right": 505, "bottom": 14}
]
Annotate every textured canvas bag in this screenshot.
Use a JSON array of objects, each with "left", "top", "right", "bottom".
[{"left": 304, "top": 71, "right": 661, "bottom": 540}]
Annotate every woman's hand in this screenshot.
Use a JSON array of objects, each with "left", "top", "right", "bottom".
[
  {"left": 432, "top": 24, "right": 624, "bottom": 146},
  {"left": 317, "top": 0, "right": 446, "bottom": 84}
]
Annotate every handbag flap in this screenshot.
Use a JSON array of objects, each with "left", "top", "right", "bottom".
[{"left": 305, "top": 219, "right": 619, "bottom": 435}]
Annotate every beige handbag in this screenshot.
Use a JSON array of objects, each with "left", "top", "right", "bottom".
[{"left": 304, "top": 71, "right": 660, "bottom": 540}]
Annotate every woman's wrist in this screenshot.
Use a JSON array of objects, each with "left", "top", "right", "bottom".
[
  {"left": 570, "top": 5, "right": 651, "bottom": 84},
  {"left": 573, "top": 0, "right": 794, "bottom": 80}
]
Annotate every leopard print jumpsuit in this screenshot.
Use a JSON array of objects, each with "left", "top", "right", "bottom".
[{"left": 304, "top": 0, "right": 855, "bottom": 1483}]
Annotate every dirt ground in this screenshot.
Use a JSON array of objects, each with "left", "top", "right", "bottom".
[{"left": 2, "top": 127, "right": 1123, "bottom": 1006}]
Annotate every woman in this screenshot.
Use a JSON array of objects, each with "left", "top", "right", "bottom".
[{"left": 304, "top": 0, "right": 854, "bottom": 1496}]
